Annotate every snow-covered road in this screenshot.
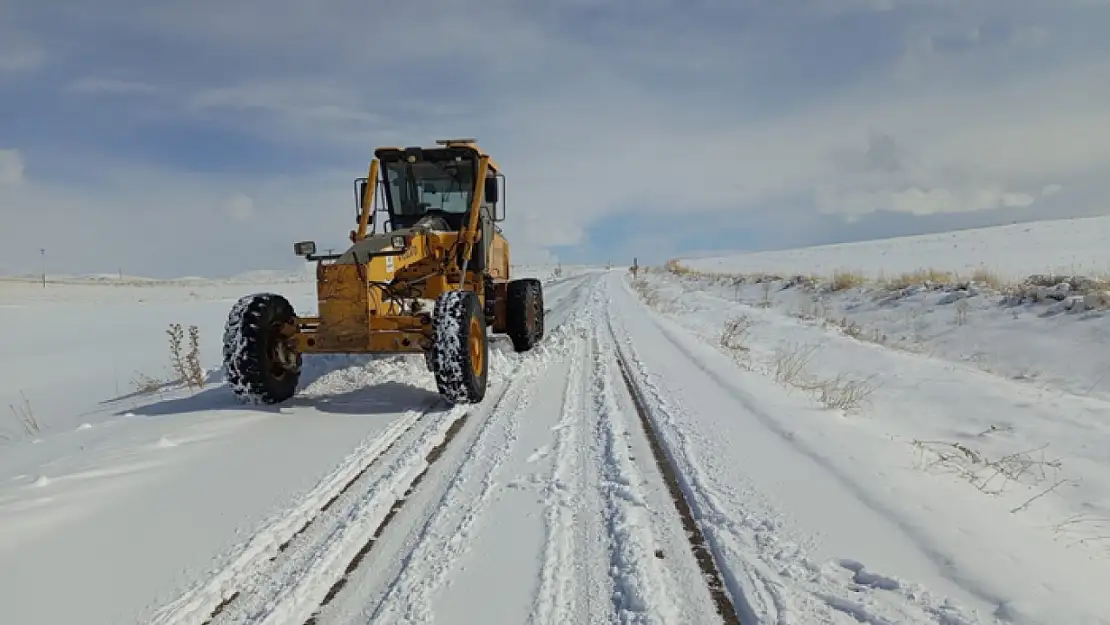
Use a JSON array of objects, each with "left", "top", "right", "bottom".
[{"left": 3, "top": 269, "right": 1105, "bottom": 625}]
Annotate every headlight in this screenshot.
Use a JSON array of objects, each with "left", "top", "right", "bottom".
[
  {"left": 391, "top": 235, "right": 407, "bottom": 249},
  {"left": 293, "top": 241, "right": 316, "bottom": 256}
]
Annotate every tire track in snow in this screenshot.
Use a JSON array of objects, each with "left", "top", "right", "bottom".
[
  {"left": 205, "top": 402, "right": 468, "bottom": 625},
  {"left": 356, "top": 359, "right": 537, "bottom": 623},
  {"left": 339, "top": 336, "right": 580, "bottom": 624},
  {"left": 528, "top": 313, "right": 594, "bottom": 624},
  {"left": 589, "top": 288, "right": 745, "bottom": 625},
  {"left": 309, "top": 277, "right": 604, "bottom": 625},
  {"left": 148, "top": 403, "right": 438, "bottom": 625},
  {"left": 529, "top": 282, "right": 734, "bottom": 625}
]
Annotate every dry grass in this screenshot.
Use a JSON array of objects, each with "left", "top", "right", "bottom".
[
  {"left": 830, "top": 270, "right": 867, "bottom": 292},
  {"left": 654, "top": 259, "right": 1110, "bottom": 307},
  {"left": 880, "top": 268, "right": 958, "bottom": 291},
  {"left": 131, "top": 372, "right": 171, "bottom": 395},
  {"left": 969, "top": 267, "right": 1006, "bottom": 289}
]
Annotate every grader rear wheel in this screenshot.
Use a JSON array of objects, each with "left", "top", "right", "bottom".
[
  {"left": 431, "top": 290, "right": 488, "bottom": 404},
  {"left": 507, "top": 278, "right": 544, "bottom": 352}
]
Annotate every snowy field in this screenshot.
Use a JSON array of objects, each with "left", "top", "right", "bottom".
[
  {"left": 1, "top": 235, "right": 1109, "bottom": 625},
  {"left": 684, "top": 215, "right": 1110, "bottom": 281}
]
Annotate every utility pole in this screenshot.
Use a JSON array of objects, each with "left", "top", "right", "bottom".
[{"left": 40, "top": 248, "right": 46, "bottom": 288}]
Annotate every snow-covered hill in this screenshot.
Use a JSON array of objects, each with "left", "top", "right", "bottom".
[
  {"left": 682, "top": 215, "right": 1110, "bottom": 281},
  {"left": 613, "top": 217, "right": 1110, "bottom": 623}
]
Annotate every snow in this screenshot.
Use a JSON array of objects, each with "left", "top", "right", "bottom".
[
  {"left": 683, "top": 215, "right": 1110, "bottom": 281},
  {"left": 3, "top": 234, "right": 1109, "bottom": 625}
]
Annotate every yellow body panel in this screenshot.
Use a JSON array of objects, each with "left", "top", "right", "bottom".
[
  {"left": 489, "top": 230, "right": 510, "bottom": 281},
  {"left": 296, "top": 263, "right": 432, "bottom": 354}
]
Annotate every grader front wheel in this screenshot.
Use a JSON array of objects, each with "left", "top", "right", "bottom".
[
  {"left": 223, "top": 293, "right": 302, "bottom": 404},
  {"left": 431, "top": 290, "right": 489, "bottom": 404}
]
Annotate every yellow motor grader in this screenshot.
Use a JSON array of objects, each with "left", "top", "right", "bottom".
[{"left": 222, "top": 139, "right": 544, "bottom": 405}]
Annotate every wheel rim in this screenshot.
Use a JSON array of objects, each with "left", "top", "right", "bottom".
[
  {"left": 269, "top": 330, "right": 289, "bottom": 379},
  {"left": 469, "top": 316, "right": 484, "bottom": 375}
]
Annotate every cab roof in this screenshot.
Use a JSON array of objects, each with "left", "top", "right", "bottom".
[{"left": 373, "top": 139, "right": 500, "bottom": 174}]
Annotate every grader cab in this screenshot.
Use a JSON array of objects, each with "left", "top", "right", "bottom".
[{"left": 222, "top": 139, "right": 544, "bottom": 406}]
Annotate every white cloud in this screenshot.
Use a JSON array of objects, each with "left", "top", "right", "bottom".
[
  {"left": 65, "top": 77, "right": 161, "bottom": 96},
  {"left": 0, "top": 149, "right": 25, "bottom": 186},
  {"left": 817, "top": 185, "right": 1037, "bottom": 217},
  {"left": 0, "top": 157, "right": 359, "bottom": 276},
  {"left": 225, "top": 192, "right": 255, "bottom": 222},
  {"left": 0, "top": 42, "right": 44, "bottom": 73}
]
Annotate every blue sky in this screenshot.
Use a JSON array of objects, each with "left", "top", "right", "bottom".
[{"left": 2, "top": 0, "right": 1110, "bottom": 278}]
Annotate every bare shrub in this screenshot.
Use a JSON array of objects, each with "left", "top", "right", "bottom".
[
  {"left": 814, "top": 373, "right": 878, "bottom": 414},
  {"left": 767, "top": 344, "right": 877, "bottom": 413},
  {"left": 1053, "top": 514, "right": 1110, "bottom": 551},
  {"left": 9, "top": 391, "right": 39, "bottom": 436},
  {"left": 772, "top": 342, "right": 819, "bottom": 386},
  {"left": 664, "top": 258, "right": 694, "bottom": 276},
  {"left": 167, "top": 323, "right": 206, "bottom": 390},
  {"left": 631, "top": 277, "right": 658, "bottom": 306},
  {"left": 955, "top": 298, "right": 970, "bottom": 326},
  {"left": 833, "top": 316, "right": 863, "bottom": 339},
  {"left": 186, "top": 325, "right": 204, "bottom": 388},
  {"left": 911, "top": 439, "right": 1070, "bottom": 513},
  {"left": 758, "top": 281, "right": 772, "bottom": 308},
  {"left": 719, "top": 316, "right": 752, "bottom": 351}
]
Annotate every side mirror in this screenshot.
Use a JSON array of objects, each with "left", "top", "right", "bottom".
[
  {"left": 491, "top": 174, "right": 506, "bottom": 221},
  {"left": 484, "top": 176, "right": 499, "bottom": 203},
  {"left": 354, "top": 178, "right": 368, "bottom": 224},
  {"left": 294, "top": 241, "right": 317, "bottom": 257}
]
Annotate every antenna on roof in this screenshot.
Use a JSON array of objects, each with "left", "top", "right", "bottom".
[{"left": 435, "top": 138, "right": 477, "bottom": 145}]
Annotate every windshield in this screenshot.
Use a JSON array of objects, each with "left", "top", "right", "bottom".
[{"left": 383, "top": 159, "right": 475, "bottom": 216}]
